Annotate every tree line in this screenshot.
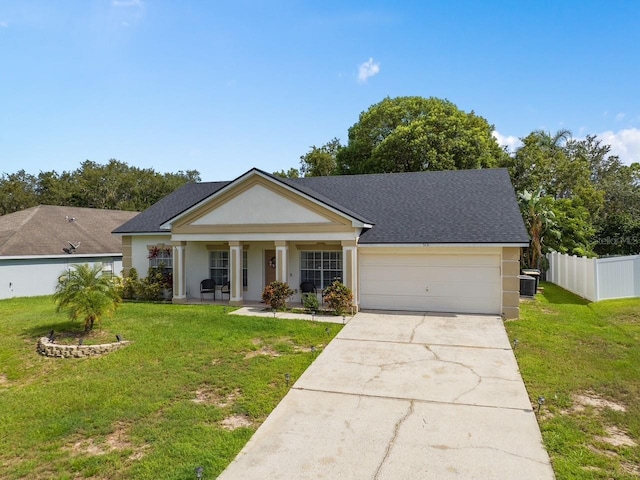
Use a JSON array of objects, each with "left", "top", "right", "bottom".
[
  {"left": 3, "top": 96, "right": 638, "bottom": 264},
  {"left": 274, "top": 96, "right": 640, "bottom": 262},
  {"left": 0, "top": 159, "right": 200, "bottom": 215}
]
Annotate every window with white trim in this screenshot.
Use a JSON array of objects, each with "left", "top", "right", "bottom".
[
  {"left": 300, "top": 251, "right": 342, "bottom": 289},
  {"left": 148, "top": 245, "right": 172, "bottom": 275},
  {"left": 209, "top": 250, "right": 248, "bottom": 287}
]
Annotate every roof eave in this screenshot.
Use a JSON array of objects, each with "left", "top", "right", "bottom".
[
  {"left": 0, "top": 253, "right": 124, "bottom": 260},
  {"left": 358, "top": 242, "right": 530, "bottom": 248}
]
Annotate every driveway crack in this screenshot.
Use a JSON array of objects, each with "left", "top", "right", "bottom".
[
  {"left": 427, "top": 444, "right": 551, "bottom": 466},
  {"left": 425, "top": 345, "right": 483, "bottom": 403},
  {"left": 373, "top": 400, "right": 414, "bottom": 480},
  {"left": 409, "top": 313, "right": 428, "bottom": 343}
]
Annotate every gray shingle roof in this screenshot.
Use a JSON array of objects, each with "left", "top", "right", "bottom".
[
  {"left": 113, "top": 181, "right": 229, "bottom": 234},
  {"left": 0, "top": 205, "right": 138, "bottom": 256},
  {"left": 113, "top": 168, "right": 529, "bottom": 245}
]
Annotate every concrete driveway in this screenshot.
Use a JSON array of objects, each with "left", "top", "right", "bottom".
[{"left": 217, "top": 311, "right": 555, "bottom": 479}]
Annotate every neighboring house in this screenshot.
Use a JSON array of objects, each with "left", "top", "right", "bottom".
[
  {"left": 0, "top": 205, "right": 138, "bottom": 300},
  {"left": 113, "top": 168, "right": 529, "bottom": 318}
]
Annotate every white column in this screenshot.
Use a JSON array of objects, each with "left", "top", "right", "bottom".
[
  {"left": 342, "top": 240, "right": 358, "bottom": 311},
  {"left": 275, "top": 241, "right": 289, "bottom": 284},
  {"left": 229, "top": 242, "right": 243, "bottom": 305},
  {"left": 172, "top": 242, "right": 187, "bottom": 301}
]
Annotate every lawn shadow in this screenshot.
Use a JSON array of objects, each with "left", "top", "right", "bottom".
[
  {"left": 540, "top": 283, "right": 591, "bottom": 306},
  {"left": 19, "top": 320, "right": 91, "bottom": 341}
]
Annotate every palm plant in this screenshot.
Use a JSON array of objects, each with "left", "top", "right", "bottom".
[
  {"left": 519, "top": 189, "right": 561, "bottom": 270},
  {"left": 53, "top": 263, "right": 122, "bottom": 332}
]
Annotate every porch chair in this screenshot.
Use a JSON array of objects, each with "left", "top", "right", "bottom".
[
  {"left": 220, "top": 281, "right": 231, "bottom": 301},
  {"left": 200, "top": 278, "right": 216, "bottom": 301},
  {"left": 299, "top": 281, "right": 316, "bottom": 304}
]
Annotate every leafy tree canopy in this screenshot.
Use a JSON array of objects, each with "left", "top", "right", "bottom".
[
  {"left": 508, "top": 130, "right": 640, "bottom": 256},
  {"left": 300, "top": 138, "right": 342, "bottom": 177},
  {"left": 336, "top": 96, "right": 508, "bottom": 174},
  {"left": 0, "top": 159, "right": 200, "bottom": 215},
  {"left": 272, "top": 168, "right": 300, "bottom": 179}
]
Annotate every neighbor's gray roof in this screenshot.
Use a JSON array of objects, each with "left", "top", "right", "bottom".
[
  {"left": 113, "top": 168, "right": 529, "bottom": 245},
  {"left": 0, "top": 205, "right": 138, "bottom": 256}
]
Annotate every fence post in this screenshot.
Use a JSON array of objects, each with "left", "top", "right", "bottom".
[{"left": 594, "top": 257, "right": 600, "bottom": 302}]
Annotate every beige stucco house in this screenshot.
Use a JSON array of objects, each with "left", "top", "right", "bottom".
[{"left": 113, "top": 168, "right": 529, "bottom": 318}]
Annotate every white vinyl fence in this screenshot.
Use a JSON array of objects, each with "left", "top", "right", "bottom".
[{"left": 546, "top": 252, "right": 640, "bottom": 302}]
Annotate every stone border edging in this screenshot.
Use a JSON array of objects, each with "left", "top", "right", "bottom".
[{"left": 37, "top": 337, "right": 131, "bottom": 358}]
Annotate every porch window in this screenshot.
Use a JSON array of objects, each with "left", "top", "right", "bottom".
[
  {"left": 209, "top": 250, "right": 248, "bottom": 287},
  {"left": 300, "top": 251, "right": 342, "bottom": 289}
]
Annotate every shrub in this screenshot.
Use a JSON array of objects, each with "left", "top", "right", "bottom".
[
  {"left": 261, "top": 281, "right": 294, "bottom": 310},
  {"left": 120, "top": 267, "right": 171, "bottom": 301},
  {"left": 120, "top": 268, "right": 139, "bottom": 300},
  {"left": 302, "top": 292, "right": 320, "bottom": 312},
  {"left": 323, "top": 280, "right": 353, "bottom": 315}
]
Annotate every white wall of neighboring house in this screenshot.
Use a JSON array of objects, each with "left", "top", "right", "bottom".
[{"left": 0, "top": 255, "right": 122, "bottom": 300}]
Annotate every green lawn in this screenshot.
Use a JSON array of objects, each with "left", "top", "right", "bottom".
[
  {"left": 0, "top": 297, "right": 341, "bottom": 479},
  {"left": 506, "top": 282, "right": 640, "bottom": 479}
]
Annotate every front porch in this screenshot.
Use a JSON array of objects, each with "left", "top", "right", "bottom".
[{"left": 169, "top": 239, "right": 358, "bottom": 309}]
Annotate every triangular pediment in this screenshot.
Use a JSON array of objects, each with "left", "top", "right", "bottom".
[{"left": 191, "top": 183, "right": 334, "bottom": 226}]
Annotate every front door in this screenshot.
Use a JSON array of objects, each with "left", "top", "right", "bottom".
[{"left": 264, "top": 250, "right": 276, "bottom": 286}]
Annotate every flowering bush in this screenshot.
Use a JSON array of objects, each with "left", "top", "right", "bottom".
[
  {"left": 261, "top": 281, "right": 294, "bottom": 310},
  {"left": 323, "top": 280, "right": 353, "bottom": 315}
]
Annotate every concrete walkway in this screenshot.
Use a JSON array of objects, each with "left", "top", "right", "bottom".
[
  {"left": 231, "top": 305, "right": 350, "bottom": 323},
  {"left": 217, "top": 311, "right": 556, "bottom": 479}
]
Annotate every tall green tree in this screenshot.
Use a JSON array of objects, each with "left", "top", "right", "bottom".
[
  {"left": 547, "top": 198, "right": 596, "bottom": 257},
  {"left": 508, "top": 129, "right": 590, "bottom": 200},
  {"left": 0, "top": 170, "right": 39, "bottom": 215},
  {"left": 508, "top": 130, "right": 640, "bottom": 256},
  {"left": 336, "top": 96, "right": 508, "bottom": 174},
  {"left": 272, "top": 168, "right": 300, "bottom": 179},
  {"left": 299, "top": 138, "right": 342, "bottom": 177},
  {"left": 53, "top": 263, "right": 122, "bottom": 332}
]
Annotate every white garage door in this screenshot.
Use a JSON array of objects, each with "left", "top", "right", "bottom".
[{"left": 359, "top": 253, "right": 501, "bottom": 314}]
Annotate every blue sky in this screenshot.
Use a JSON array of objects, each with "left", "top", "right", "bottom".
[{"left": 1, "top": 1, "right": 639, "bottom": 181}]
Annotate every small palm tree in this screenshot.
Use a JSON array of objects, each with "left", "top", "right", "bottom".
[
  {"left": 53, "top": 263, "right": 122, "bottom": 332},
  {"left": 519, "top": 189, "right": 560, "bottom": 269}
]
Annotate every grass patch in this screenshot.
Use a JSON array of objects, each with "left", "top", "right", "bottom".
[
  {"left": 506, "top": 283, "right": 640, "bottom": 479},
  {"left": 0, "top": 296, "right": 341, "bottom": 479}
]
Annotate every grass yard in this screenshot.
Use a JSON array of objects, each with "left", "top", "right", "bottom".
[
  {"left": 506, "top": 282, "right": 640, "bottom": 479},
  {"left": 0, "top": 297, "right": 341, "bottom": 479}
]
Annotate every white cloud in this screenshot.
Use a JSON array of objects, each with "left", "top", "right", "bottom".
[
  {"left": 492, "top": 130, "right": 522, "bottom": 153},
  {"left": 615, "top": 112, "right": 626, "bottom": 122},
  {"left": 0, "top": 21, "right": 8, "bottom": 28},
  {"left": 597, "top": 128, "right": 640, "bottom": 165},
  {"left": 358, "top": 57, "right": 380, "bottom": 83}
]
